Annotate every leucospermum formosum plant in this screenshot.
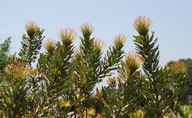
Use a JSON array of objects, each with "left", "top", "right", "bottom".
[
  {"left": 0, "top": 61, "right": 38, "bottom": 118},
  {"left": 19, "top": 21, "right": 45, "bottom": 65},
  {"left": 37, "top": 28, "right": 77, "bottom": 117},
  {"left": 96, "top": 50, "right": 144, "bottom": 117},
  {"left": 69, "top": 23, "right": 127, "bottom": 117},
  {"left": 169, "top": 61, "right": 188, "bottom": 113},
  {"left": 133, "top": 15, "right": 188, "bottom": 117}
]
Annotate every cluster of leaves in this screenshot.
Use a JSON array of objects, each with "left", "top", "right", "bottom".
[{"left": 0, "top": 16, "right": 191, "bottom": 118}]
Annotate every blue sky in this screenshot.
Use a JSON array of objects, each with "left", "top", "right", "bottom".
[{"left": 0, "top": 0, "right": 192, "bottom": 67}]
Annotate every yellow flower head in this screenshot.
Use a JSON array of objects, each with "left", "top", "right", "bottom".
[
  {"left": 5, "top": 61, "right": 31, "bottom": 83},
  {"left": 43, "top": 38, "right": 56, "bottom": 52},
  {"left": 171, "top": 61, "right": 187, "bottom": 74},
  {"left": 125, "top": 50, "right": 145, "bottom": 74},
  {"left": 25, "top": 21, "right": 39, "bottom": 38},
  {"left": 59, "top": 28, "right": 77, "bottom": 45},
  {"left": 114, "top": 34, "right": 127, "bottom": 48},
  {"left": 80, "top": 22, "right": 95, "bottom": 36},
  {"left": 133, "top": 16, "right": 152, "bottom": 36},
  {"left": 92, "top": 38, "right": 106, "bottom": 52}
]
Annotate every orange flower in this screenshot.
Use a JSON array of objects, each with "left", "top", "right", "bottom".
[
  {"left": 133, "top": 16, "right": 152, "bottom": 36},
  {"left": 114, "top": 34, "right": 127, "bottom": 48},
  {"left": 59, "top": 28, "right": 77, "bottom": 45},
  {"left": 125, "top": 50, "right": 145, "bottom": 73},
  {"left": 43, "top": 38, "right": 56, "bottom": 52},
  {"left": 25, "top": 21, "right": 39, "bottom": 38},
  {"left": 171, "top": 61, "right": 187, "bottom": 74},
  {"left": 5, "top": 61, "right": 32, "bottom": 83},
  {"left": 80, "top": 22, "right": 95, "bottom": 36}
]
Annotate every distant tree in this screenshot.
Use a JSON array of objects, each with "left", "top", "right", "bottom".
[
  {"left": 167, "top": 58, "right": 192, "bottom": 103},
  {"left": 0, "top": 37, "right": 11, "bottom": 84},
  {"left": 0, "top": 37, "right": 11, "bottom": 74}
]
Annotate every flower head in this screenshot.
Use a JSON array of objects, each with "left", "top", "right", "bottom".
[
  {"left": 171, "top": 61, "right": 187, "bottom": 74},
  {"left": 133, "top": 16, "right": 152, "bottom": 36},
  {"left": 5, "top": 61, "right": 32, "bottom": 83},
  {"left": 114, "top": 34, "right": 127, "bottom": 48},
  {"left": 25, "top": 21, "right": 40, "bottom": 38},
  {"left": 125, "top": 50, "right": 145, "bottom": 74},
  {"left": 59, "top": 28, "right": 77, "bottom": 46},
  {"left": 92, "top": 38, "right": 106, "bottom": 52},
  {"left": 43, "top": 38, "right": 56, "bottom": 52},
  {"left": 80, "top": 22, "right": 95, "bottom": 37}
]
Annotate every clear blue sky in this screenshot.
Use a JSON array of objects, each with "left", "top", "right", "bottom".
[{"left": 1, "top": 0, "right": 192, "bottom": 67}]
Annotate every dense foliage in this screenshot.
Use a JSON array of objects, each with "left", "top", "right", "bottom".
[{"left": 0, "top": 16, "right": 191, "bottom": 118}]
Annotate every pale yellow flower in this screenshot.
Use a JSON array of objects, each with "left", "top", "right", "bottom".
[
  {"left": 80, "top": 22, "right": 95, "bottom": 36},
  {"left": 114, "top": 34, "right": 127, "bottom": 48},
  {"left": 133, "top": 16, "right": 152, "bottom": 36},
  {"left": 171, "top": 61, "right": 187, "bottom": 74},
  {"left": 43, "top": 38, "right": 56, "bottom": 52},
  {"left": 125, "top": 50, "right": 145, "bottom": 73},
  {"left": 25, "top": 21, "right": 39, "bottom": 38},
  {"left": 59, "top": 28, "right": 77, "bottom": 45}
]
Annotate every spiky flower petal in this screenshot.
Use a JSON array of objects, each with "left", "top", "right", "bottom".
[
  {"left": 25, "top": 21, "right": 39, "bottom": 38},
  {"left": 133, "top": 16, "right": 152, "bottom": 36},
  {"left": 59, "top": 28, "right": 77, "bottom": 46},
  {"left": 114, "top": 34, "right": 127, "bottom": 49},
  {"left": 171, "top": 61, "right": 187, "bottom": 74},
  {"left": 80, "top": 22, "right": 95, "bottom": 37},
  {"left": 43, "top": 38, "right": 56, "bottom": 52}
]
